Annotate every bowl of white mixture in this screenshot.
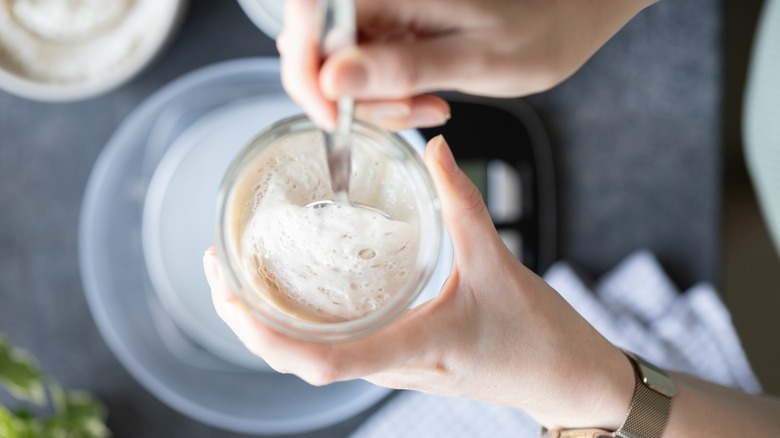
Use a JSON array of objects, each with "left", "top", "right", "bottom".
[
  {"left": 0, "top": 0, "right": 185, "bottom": 101},
  {"left": 217, "top": 115, "right": 442, "bottom": 342}
]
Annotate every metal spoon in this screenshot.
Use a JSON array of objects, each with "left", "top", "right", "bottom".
[{"left": 305, "top": 0, "right": 393, "bottom": 220}]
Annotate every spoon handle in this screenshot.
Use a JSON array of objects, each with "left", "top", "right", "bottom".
[
  {"left": 320, "top": 0, "right": 355, "bottom": 54},
  {"left": 320, "top": 0, "right": 355, "bottom": 202}
]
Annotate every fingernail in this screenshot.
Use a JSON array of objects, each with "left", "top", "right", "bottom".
[
  {"left": 356, "top": 102, "right": 411, "bottom": 121},
  {"left": 433, "top": 135, "right": 458, "bottom": 175},
  {"left": 411, "top": 110, "right": 450, "bottom": 128}
]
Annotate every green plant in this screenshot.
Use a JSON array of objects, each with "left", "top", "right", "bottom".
[{"left": 0, "top": 333, "right": 110, "bottom": 438}]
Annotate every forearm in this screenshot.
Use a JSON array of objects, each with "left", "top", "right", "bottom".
[
  {"left": 664, "top": 373, "right": 780, "bottom": 436},
  {"left": 541, "top": 352, "right": 780, "bottom": 436}
]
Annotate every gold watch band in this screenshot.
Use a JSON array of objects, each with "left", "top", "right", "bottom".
[
  {"left": 542, "top": 351, "right": 675, "bottom": 438},
  {"left": 616, "top": 351, "right": 675, "bottom": 438},
  {"left": 541, "top": 428, "right": 612, "bottom": 437}
]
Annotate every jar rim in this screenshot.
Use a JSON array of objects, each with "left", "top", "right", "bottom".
[{"left": 215, "top": 114, "right": 442, "bottom": 343}]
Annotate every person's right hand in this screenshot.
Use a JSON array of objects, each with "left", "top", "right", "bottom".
[{"left": 278, "top": 0, "right": 656, "bottom": 131}]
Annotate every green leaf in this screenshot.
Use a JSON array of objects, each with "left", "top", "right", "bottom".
[
  {"left": 0, "top": 334, "right": 111, "bottom": 437},
  {"left": 0, "top": 405, "right": 41, "bottom": 438},
  {"left": 42, "top": 391, "right": 110, "bottom": 438},
  {"left": 0, "top": 405, "right": 20, "bottom": 438},
  {"left": 0, "top": 335, "right": 46, "bottom": 405}
]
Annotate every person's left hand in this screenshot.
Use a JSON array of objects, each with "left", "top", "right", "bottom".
[{"left": 203, "top": 135, "right": 634, "bottom": 430}]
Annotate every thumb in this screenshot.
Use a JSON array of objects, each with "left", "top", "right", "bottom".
[
  {"left": 424, "top": 135, "right": 502, "bottom": 266},
  {"left": 320, "top": 37, "right": 469, "bottom": 100}
]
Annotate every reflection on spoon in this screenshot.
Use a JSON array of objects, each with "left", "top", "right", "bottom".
[{"left": 305, "top": 199, "right": 395, "bottom": 221}]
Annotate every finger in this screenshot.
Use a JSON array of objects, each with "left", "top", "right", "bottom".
[
  {"left": 354, "top": 94, "right": 450, "bottom": 130},
  {"left": 203, "top": 247, "right": 230, "bottom": 302},
  {"left": 205, "top": 249, "right": 247, "bottom": 334},
  {"left": 204, "top": 246, "right": 445, "bottom": 383},
  {"left": 209, "top": 266, "right": 459, "bottom": 384},
  {"left": 204, "top": 250, "right": 289, "bottom": 365},
  {"left": 319, "top": 37, "right": 480, "bottom": 100},
  {"left": 230, "top": 297, "right": 452, "bottom": 385},
  {"left": 280, "top": 0, "right": 337, "bottom": 130},
  {"left": 423, "top": 135, "right": 502, "bottom": 266}
]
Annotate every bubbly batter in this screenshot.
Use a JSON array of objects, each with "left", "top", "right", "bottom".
[
  {"left": 0, "top": 0, "right": 169, "bottom": 83},
  {"left": 229, "top": 132, "right": 420, "bottom": 322}
]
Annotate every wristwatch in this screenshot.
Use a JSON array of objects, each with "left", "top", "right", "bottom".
[{"left": 542, "top": 350, "right": 676, "bottom": 438}]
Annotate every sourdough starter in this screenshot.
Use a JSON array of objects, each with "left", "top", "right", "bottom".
[{"left": 229, "top": 132, "right": 420, "bottom": 322}]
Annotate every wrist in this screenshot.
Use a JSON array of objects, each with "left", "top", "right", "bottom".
[
  {"left": 578, "top": 345, "right": 636, "bottom": 430},
  {"left": 546, "top": 350, "right": 678, "bottom": 438},
  {"left": 540, "top": 344, "right": 635, "bottom": 431}
]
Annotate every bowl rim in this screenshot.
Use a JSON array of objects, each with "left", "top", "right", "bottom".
[{"left": 236, "top": 0, "right": 282, "bottom": 38}]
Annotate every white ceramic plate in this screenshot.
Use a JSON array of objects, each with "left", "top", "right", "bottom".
[
  {"left": 142, "top": 97, "right": 296, "bottom": 371},
  {"left": 141, "top": 96, "right": 445, "bottom": 371}
]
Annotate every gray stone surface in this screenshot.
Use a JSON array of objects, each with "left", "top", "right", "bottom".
[
  {"left": 0, "top": 0, "right": 721, "bottom": 437},
  {"left": 526, "top": 0, "right": 723, "bottom": 287}
]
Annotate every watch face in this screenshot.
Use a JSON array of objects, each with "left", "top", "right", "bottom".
[
  {"left": 632, "top": 354, "right": 677, "bottom": 398},
  {"left": 641, "top": 366, "right": 676, "bottom": 398}
]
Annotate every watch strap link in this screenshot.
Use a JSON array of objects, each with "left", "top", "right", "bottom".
[{"left": 615, "top": 351, "right": 673, "bottom": 438}]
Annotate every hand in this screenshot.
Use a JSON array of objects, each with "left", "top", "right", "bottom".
[
  {"left": 204, "top": 135, "right": 635, "bottom": 430},
  {"left": 278, "top": 0, "right": 655, "bottom": 131}
]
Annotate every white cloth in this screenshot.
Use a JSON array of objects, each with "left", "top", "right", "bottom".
[{"left": 351, "top": 250, "right": 761, "bottom": 438}]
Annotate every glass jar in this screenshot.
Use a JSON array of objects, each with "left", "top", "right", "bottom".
[{"left": 216, "top": 114, "right": 442, "bottom": 342}]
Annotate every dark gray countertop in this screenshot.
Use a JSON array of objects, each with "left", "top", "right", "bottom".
[
  {"left": 527, "top": 0, "right": 722, "bottom": 288},
  {"left": 0, "top": 0, "right": 721, "bottom": 437}
]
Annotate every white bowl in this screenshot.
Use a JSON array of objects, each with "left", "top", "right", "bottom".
[
  {"left": 0, "top": 0, "right": 186, "bottom": 102},
  {"left": 237, "top": 0, "right": 283, "bottom": 38},
  {"left": 80, "top": 58, "right": 429, "bottom": 435}
]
